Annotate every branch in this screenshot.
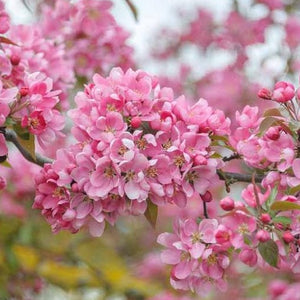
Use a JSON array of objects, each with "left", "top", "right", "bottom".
[
  {"left": 4, "top": 129, "right": 53, "bottom": 167},
  {"left": 217, "top": 169, "right": 264, "bottom": 184}
]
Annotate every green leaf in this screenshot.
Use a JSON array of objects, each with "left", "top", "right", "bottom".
[
  {"left": 210, "top": 135, "right": 229, "bottom": 142},
  {"left": 289, "top": 184, "right": 300, "bottom": 195},
  {"left": 258, "top": 117, "right": 279, "bottom": 137},
  {"left": 210, "top": 152, "right": 222, "bottom": 159},
  {"left": 264, "top": 186, "right": 278, "bottom": 210},
  {"left": 263, "top": 108, "right": 283, "bottom": 117},
  {"left": 0, "top": 160, "right": 11, "bottom": 168},
  {"left": 258, "top": 240, "right": 279, "bottom": 268},
  {"left": 270, "top": 201, "right": 300, "bottom": 211},
  {"left": 13, "top": 122, "right": 30, "bottom": 140},
  {"left": 144, "top": 201, "right": 158, "bottom": 228},
  {"left": 272, "top": 216, "right": 292, "bottom": 225}
]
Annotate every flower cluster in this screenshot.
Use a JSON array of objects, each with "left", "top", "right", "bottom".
[
  {"left": 39, "top": 0, "right": 134, "bottom": 78},
  {"left": 0, "top": 2, "right": 66, "bottom": 156},
  {"left": 158, "top": 218, "right": 229, "bottom": 295},
  {"left": 33, "top": 67, "right": 230, "bottom": 236}
]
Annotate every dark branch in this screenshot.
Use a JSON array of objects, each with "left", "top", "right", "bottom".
[
  {"left": 222, "top": 153, "right": 241, "bottom": 162},
  {"left": 217, "top": 170, "right": 264, "bottom": 184},
  {"left": 203, "top": 201, "right": 209, "bottom": 219},
  {"left": 4, "top": 129, "right": 53, "bottom": 167}
]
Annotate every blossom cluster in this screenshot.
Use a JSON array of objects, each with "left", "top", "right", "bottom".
[
  {"left": 39, "top": 0, "right": 134, "bottom": 78},
  {"left": 33, "top": 67, "right": 230, "bottom": 236},
  {"left": 0, "top": 0, "right": 68, "bottom": 159}
]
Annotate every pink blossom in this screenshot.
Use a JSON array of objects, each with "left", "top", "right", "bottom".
[
  {"left": 241, "top": 184, "right": 271, "bottom": 208},
  {"left": 272, "top": 81, "right": 295, "bottom": 103}
]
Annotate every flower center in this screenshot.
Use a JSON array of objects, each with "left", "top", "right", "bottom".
[
  {"left": 185, "top": 171, "right": 198, "bottom": 184},
  {"left": 125, "top": 170, "right": 135, "bottom": 181},
  {"left": 191, "top": 232, "right": 202, "bottom": 243},
  {"left": 53, "top": 187, "right": 65, "bottom": 198},
  {"left": 238, "top": 223, "right": 249, "bottom": 234},
  {"left": 136, "top": 138, "right": 147, "bottom": 150},
  {"left": 146, "top": 166, "right": 158, "bottom": 178},
  {"left": 207, "top": 254, "right": 217, "bottom": 265},
  {"left": 104, "top": 166, "right": 115, "bottom": 178},
  {"left": 162, "top": 139, "right": 172, "bottom": 150},
  {"left": 174, "top": 154, "right": 185, "bottom": 167},
  {"left": 118, "top": 145, "right": 128, "bottom": 156}
]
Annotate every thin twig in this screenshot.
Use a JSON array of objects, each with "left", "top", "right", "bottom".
[
  {"left": 203, "top": 201, "right": 208, "bottom": 219},
  {"left": 217, "top": 170, "right": 264, "bottom": 184},
  {"left": 4, "top": 128, "right": 53, "bottom": 167}
]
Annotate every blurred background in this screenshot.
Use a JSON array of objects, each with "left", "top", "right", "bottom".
[{"left": 1, "top": 0, "right": 300, "bottom": 299}]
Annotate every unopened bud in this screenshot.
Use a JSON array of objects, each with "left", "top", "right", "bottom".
[
  {"left": 256, "top": 229, "right": 270, "bottom": 242},
  {"left": 282, "top": 231, "right": 294, "bottom": 243},
  {"left": 131, "top": 116, "right": 141, "bottom": 128},
  {"left": 201, "top": 191, "right": 212, "bottom": 202},
  {"left": 220, "top": 197, "right": 235, "bottom": 211},
  {"left": 19, "top": 87, "right": 29, "bottom": 97},
  {"left": 258, "top": 88, "right": 272, "bottom": 100},
  {"left": 10, "top": 54, "right": 20, "bottom": 66},
  {"left": 261, "top": 213, "right": 271, "bottom": 224}
]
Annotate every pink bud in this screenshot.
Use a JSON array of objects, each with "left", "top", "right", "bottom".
[
  {"left": 19, "top": 87, "right": 29, "bottom": 97},
  {"left": 10, "top": 54, "right": 20, "bottom": 66},
  {"left": 239, "top": 248, "right": 257, "bottom": 267},
  {"left": 194, "top": 155, "right": 207, "bottom": 165},
  {"left": 131, "top": 116, "right": 141, "bottom": 128},
  {"left": 282, "top": 231, "right": 294, "bottom": 243},
  {"left": 272, "top": 81, "right": 295, "bottom": 103},
  {"left": 260, "top": 213, "right": 271, "bottom": 224},
  {"left": 265, "top": 126, "right": 281, "bottom": 140},
  {"left": 256, "top": 229, "right": 270, "bottom": 242},
  {"left": 201, "top": 191, "right": 212, "bottom": 202},
  {"left": 71, "top": 183, "right": 79, "bottom": 192},
  {"left": 220, "top": 197, "right": 235, "bottom": 211},
  {"left": 258, "top": 88, "right": 272, "bottom": 100}
]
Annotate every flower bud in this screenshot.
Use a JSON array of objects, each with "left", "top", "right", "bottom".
[
  {"left": 282, "top": 231, "right": 294, "bottom": 243},
  {"left": 19, "top": 87, "right": 29, "bottom": 97},
  {"left": 194, "top": 155, "right": 207, "bottom": 165},
  {"left": 265, "top": 126, "right": 281, "bottom": 140},
  {"left": 201, "top": 191, "right": 212, "bottom": 202},
  {"left": 131, "top": 116, "right": 141, "bottom": 128},
  {"left": 272, "top": 81, "right": 295, "bottom": 103},
  {"left": 220, "top": 197, "right": 235, "bottom": 211},
  {"left": 10, "top": 54, "right": 20, "bottom": 66},
  {"left": 260, "top": 213, "right": 271, "bottom": 224},
  {"left": 258, "top": 88, "right": 272, "bottom": 100},
  {"left": 239, "top": 248, "right": 257, "bottom": 267},
  {"left": 256, "top": 229, "right": 270, "bottom": 242}
]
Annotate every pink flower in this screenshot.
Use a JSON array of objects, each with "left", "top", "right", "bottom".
[
  {"left": 200, "top": 248, "right": 230, "bottom": 279},
  {"left": 272, "top": 81, "right": 295, "bottom": 103},
  {"left": 119, "top": 153, "right": 150, "bottom": 201},
  {"left": 181, "top": 218, "right": 218, "bottom": 259},
  {"left": 182, "top": 159, "right": 218, "bottom": 197},
  {"left": 21, "top": 111, "right": 46, "bottom": 135},
  {"left": 89, "top": 156, "right": 120, "bottom": 198},
  {"left": 88, "top": 111, "right": 127, "bottom": 142},
  {"left": 235, "top": 105, "right": 260, "bottom": 129},
  {"left": 241, "top": 184, "right": 271, "bottom": 208},
  {"left": 222, "top": 212, "right": 256, "bottom": 248},
  {"left": 239, "top": 247, "right": 257, "bottom": 267}
]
